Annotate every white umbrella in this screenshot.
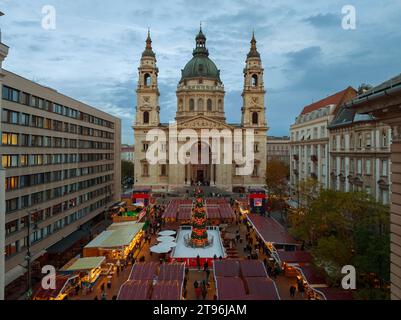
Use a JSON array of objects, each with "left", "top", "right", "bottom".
[
  {"left": 158, "top": 230, "right": 176, "bottom": 236},
  {"left": 157, "top": 236, "right": 176, "bottom": 242},
  {"left": 150, "top": 244, "right": 172, "bottom": 254},
  {"left": 162, "top": 241, "right": 177, "bottom": 248}
]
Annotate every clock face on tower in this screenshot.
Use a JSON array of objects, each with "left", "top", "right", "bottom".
[{"left": 143, "top": 96, "right": 150, "bottom": 103}]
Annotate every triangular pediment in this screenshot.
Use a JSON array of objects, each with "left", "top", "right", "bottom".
[{"left": 173, "top": 115, "right": 235, "bottom": 130}]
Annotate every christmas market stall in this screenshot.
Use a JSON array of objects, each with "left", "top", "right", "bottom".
[
  {"left": 32, "top": 274, "right": 79, "bottom": 300},
  {"left": 277, "top": 251, "right": 313, "bottom": 277},
  {"left": 214, "top": 260, "right": 281, "bottom": 300},
  {"left": 247, "top": 213, "right": 299, "bottom": 262},
  {"left": 83, "top": 222, "right": 145, "bottom": 262},
  {"left": 117, "top": 280, "right": 152, "bottom": 300},
  {"left": 61, "top": 256, "right": 106, "bottom": 289},
  {"left": 151, "top": 280, "right": 183, "bottom": 300}
]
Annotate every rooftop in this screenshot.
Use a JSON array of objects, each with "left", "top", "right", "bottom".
[{"left": 300, "top": 86, "right": 356, "bottom": 115}]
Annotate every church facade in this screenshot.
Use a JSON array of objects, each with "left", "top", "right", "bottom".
[{"left": 133, "top": 28, "right": 268, "bottom": 192}]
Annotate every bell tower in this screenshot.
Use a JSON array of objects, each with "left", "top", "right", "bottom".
[
  {"left": 135, "top": 30, "right": 160, "bottom": 127},
  {"left": 241, "top": 32, "right": 267, "bottom": 129}
]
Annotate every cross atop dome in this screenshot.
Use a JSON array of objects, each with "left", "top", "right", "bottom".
[
  {"left": 247, "top": 30, "right": 260, "bottom": 59},
  {"left": 142, "top": 28, "right": 155, "bottom": 58}
]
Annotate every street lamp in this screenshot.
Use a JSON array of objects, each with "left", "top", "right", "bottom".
[
  {"left": 25, "top": 208, "right": 38, "bottom": 300},
  {"left": 104, "top": 187, "right": 111, "bottom": 222}
]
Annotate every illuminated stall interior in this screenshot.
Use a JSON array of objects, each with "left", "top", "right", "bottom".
[{"left": 83, "top": 222, "right": 145, "bottom": 261}]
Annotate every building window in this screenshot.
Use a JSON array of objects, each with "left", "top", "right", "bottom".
[
  {"left": 143, "top": 143, "right": 149, "bottom": 152},
  {"left": 189, "top": 99, "right": 195, "bottom": 111},
  {"left": 2, "top": 109, "right": 19, "bottom": 124},
  {"left": 254, "top": 143, "right": 259, "bottom": 153},
  {"left": 20, "top": 113, "right": 30, "bottom": 126},
  {"left": 251, "top": 74, "right": 258, "bottom": 87},
  {"left": 358, "top": 134, "right": 363, "bottom": 148},
  {"left": 144, "top": 73, "right": 151, "bottom": 87},
  {"left": 197, "top": 98, "right": 204, "bottom": 111},
  {"left": 382, "top": 130, "right": 388, "bottom": 147},
  {"left": 252, "top": 112, "right": 258, "bottom": 125},
  {"left": 6, "top": 177, "right": 19, "bottom": 191},
  {"left": 207, "top": 99, "right": 212, "bottom": 111},
  {"left": 357, "top": 159, "right": 362, "bottom": 175},
  {"left": 365, "top": 159, "right": 371, "bottom": 175},
  {"left": 6, "top": 197, "right": 19, "bottom": 213},
  {"left": 160, "top": 164, "right": 167, "bottom": 176},
  {"left": 2, "top": 133, "right": 19, "bottom": 146},
  {"left": 382, "top": 160, "right": 388, "bottom": 177},
  {"left": 142, "top": 163, "right": 149, "bottom": 177},
  {"left": 365, "top": 133, "right": 371, "bottom": 148},
  {"left": 218, "top": 99, "right": 222, "bottom": 111},
  {"left": 143, "top": 111, "right": 149, "bottom": 124},
  {"left": 2, "top": 155, "right": 19, "bottom": 168},
  {"left": 2, "top": 86, "right": 20, "bottom": 102}
]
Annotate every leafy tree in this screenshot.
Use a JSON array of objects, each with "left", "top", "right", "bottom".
[
  {"left": 265, "top": 160, "right": 290, "bottom": 216},
  {"left": 287, "top": 189, "right": 390, "bottom": 298},
  {"left": 121, "top": 160, "right": 135, "bottom": 180}
]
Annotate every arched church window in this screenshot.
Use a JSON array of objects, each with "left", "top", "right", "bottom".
[
  {"left": 189, "top": 99, "right": 195, "bottom": 111},
  {"left": 218, "top": 99, "right": 222, "bottom": 111},
  {"left": 143, "top": 111, "right": 150, "bottom": 124},
  {"left": 144, "top": 74, "right": 152, "bottom": 87},
  {"left": 252, "top": 112, "right": 258, "bottom": 125},
  {"left": 207, "top": 99, "right": 212, "bottom": 111},
  {"left": 198, "top": 99, "right": 204, "bottom": 111},
  {"left": 251, "top": 74, "right": 258, "bottom": 87}
]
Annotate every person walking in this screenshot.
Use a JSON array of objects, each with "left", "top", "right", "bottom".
[
  {"left": 195, "top": 286, "right": 202, "bottom": 300},
  {"left": 101, "top": 290, "right": 107, "bottom": 300},
  {"left": 193, "top": 280, "right": 199, "bottom": 289},
  {"left": 203, "top": 261, "right": 209, "bottom": 272},
  {"left": 201, "top": 281, "right": 207, "bottom": 300},
  {"left": 196, "top": 255, "right": 201, "bottom": 272},
  {"left": 205, "top": 268, "right": 211, "bottom": 281},
  {"left": 289, "top": 285, "right": 296, "bottom": 298},
  {"left": 298, "top": 282, "right": 305, "bottom": 298}
]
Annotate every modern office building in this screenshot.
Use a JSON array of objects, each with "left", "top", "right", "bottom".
[
  {"left": 1, "top": 69, "right": 121, "bottom": 291},
  {"left": 266, "top": 136, "right": 290, "bottom": 165},
  {"left": 0, "top": 17, "right": 9, "bottom": 300}
]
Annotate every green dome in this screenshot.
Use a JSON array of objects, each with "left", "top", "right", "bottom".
[
  {"left": 181, "top": 56, "right": 221, "bottom": 82},
  {"left": 180, "top": 27, "right": 221, "bottom": 83}
]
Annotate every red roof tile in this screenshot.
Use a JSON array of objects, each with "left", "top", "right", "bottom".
[{"left": 301, "top": 87, "right": 356, "bottom": 115}]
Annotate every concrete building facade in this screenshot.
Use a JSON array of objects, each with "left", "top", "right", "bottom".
[
  {"left": 133, "top": 29, "right": 268, "bottom": 192},
  {"left": 328, "top": 102, "right": 391, "bottom": 204},
  {"left": 349, "top": 73, "right": 401, "bottom": 300},
  {"left": 121, "top": 145, "right": 135, "bottom": 163},
  {"left": 0, "top": 21, "right": 9, "bottom": 300},
  {"left": 290, "top": 87, "right": 357, "bottom": 193},
  {"left": 266, "top": 136, "right": 290, "bottom": 165},
  {"left": 1, "top": 70, "right": 121, "bottom": 289}
]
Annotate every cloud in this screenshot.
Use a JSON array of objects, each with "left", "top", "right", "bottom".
[
  {"left": 285, "top": 46, "right": 323, "bottom": 66},
  {"left": 303, "top": 13, "right": 340, "bottom": 28},
  {"left": 1, "top": 0, "right": 401, "bottom": 144}
]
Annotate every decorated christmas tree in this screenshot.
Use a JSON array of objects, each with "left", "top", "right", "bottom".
[{"left": 190, "top": 189, "right": 209, "bottom": 247}]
